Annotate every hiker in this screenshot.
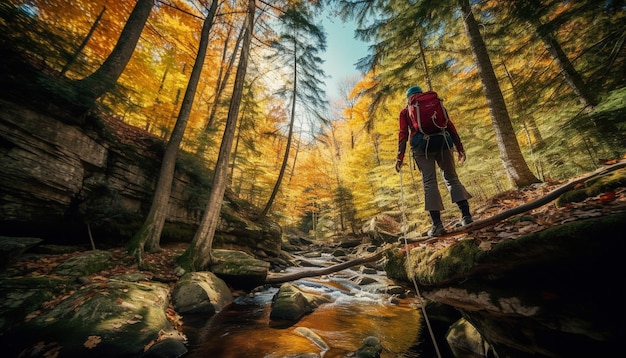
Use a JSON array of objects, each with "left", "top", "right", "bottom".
[{"left": 395, "top": 85, "right": 473, "bottom": 237}]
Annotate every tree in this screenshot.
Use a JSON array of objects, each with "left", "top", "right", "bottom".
[
  {"left": 178, "top": 0, "right": 256, "bottom": 271},
  {"left": 503, "top": 0, "right": 599, "bottom": 108},
  {"left": 458, "top": 0, "right": 540, "bottom": 188},
  {"left": 204, "top": 18, "right": 246, "bottom": 132},
  {"left": 75, "top": 0, "right": 154, "bottom": 101},
  {"left": 128, "top": 0, "right": 219, "bottom": 262},
  {"left": 61, "top": 5, "right": 106, "bottom": 76},
  {"left": 333, "top": 185, "right": 358, "bottom": 234},
  {"left": 257, "top": 4, "right": 328, "bottom": 219}
]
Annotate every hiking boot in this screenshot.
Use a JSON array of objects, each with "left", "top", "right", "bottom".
[
  {"left": 427, "top": 222, "right": 446, "bottom": 237},
  {"left": 461, "top": 215, "right": 473, "bottom": 226},
  {"left": 455, "top": 215, "right": 474, "bottom": 228}
]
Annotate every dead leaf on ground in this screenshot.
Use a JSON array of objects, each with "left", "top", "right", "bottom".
[{"left": 84, "top": 335, "right": 101, "bottom": 349}]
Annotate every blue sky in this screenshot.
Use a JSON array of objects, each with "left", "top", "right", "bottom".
[{"left": 319, "top": 16, "right": 369, "bottom": 98}]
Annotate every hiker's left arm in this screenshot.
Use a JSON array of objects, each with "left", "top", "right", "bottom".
[
  {"left": 447, "top": 121, "right": 464, "bottom": 153},
  {"left": 457, "top": 151, "right": 466, "bottom": 164}
]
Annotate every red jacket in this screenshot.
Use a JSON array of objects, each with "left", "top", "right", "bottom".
[{"left": 397, "top": 106, "right": 464, "bottom": 162}]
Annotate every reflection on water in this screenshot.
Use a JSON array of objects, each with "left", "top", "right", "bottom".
[{"left": 183, "top": 275, "right": 423, "bottom": 358}]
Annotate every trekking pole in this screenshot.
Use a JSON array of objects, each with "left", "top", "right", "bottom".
[
  {"left": 399, "top": 168, "right": 442, "bottom": 358},
  {"left": 408, "top": 149, "right": 421, "bottom": 207}
]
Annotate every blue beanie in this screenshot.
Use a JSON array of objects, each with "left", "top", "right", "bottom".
[{"left": 406, "top": 86, "right": 423, "bottom": 97}]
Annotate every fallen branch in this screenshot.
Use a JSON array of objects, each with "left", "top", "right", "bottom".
[
  {"left": 408, "top": 160, "right": 626, "bottom": 244},
  {"left": 265, "top": 250, "right": 385, "bottom": 285}
]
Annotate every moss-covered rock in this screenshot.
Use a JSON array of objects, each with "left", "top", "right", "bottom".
[
  {"left": 1, "top": 279, "right": 175, "bottom": 357},
  {"left": 269, "top": 283, "right": 332, "bottom": 322},
  {"left": 172, "top": 272, "right": 233, "bottom": 314},
  {"left": 0, "top": 276, "right": 72, "bottom": 332},
  {"left": 210, "top": 249, "right": 270, "bottom": 290},
  {"left": 51, "top": 250, "right": 115, "bottom": 277}
]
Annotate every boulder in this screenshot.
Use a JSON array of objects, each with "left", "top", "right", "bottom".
[
  {"left": 210, "top": 249, "right": 270, "bottom": 290},
  {"left": 446, "top": 318, "right": 492, "bottom": 358},
  {"left": 355, "top": 336, "right": 383, "bottom": 358},
  {"left": 172, "top": 272, "right": 233, "bottom": 314},
  {"left": 1, "top": 279, "right": 176, "bottom": 357},
  {"left": 269, "top": 283, "right": 332, "bottom": 322},
  {"left": 142, "top": 337, "right": 188, "bottom": 358}
]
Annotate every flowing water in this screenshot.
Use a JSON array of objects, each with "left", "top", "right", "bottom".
[{"left": 182, "top": 263, "right": 428, "bottom": 358}]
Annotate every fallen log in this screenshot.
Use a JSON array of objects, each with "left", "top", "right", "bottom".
[{"left": 265, "top": 250, "right": 385, "bottom": 285}]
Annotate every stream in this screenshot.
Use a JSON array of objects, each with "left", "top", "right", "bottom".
[{"left": 181, "top": 253, "right": 431, "bottom": 358}]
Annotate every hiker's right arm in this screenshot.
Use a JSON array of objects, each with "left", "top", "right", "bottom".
[{"left": 396, "top": 109, "right": 409, "bottom": 172}]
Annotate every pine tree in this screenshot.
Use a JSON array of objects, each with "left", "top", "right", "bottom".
[{"left": 257, "top": 3, "right": 329, "bottom": 219}]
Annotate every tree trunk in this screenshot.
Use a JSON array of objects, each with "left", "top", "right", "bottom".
[
  {"left": 459, "top": 0, "right": 540, "bottom": 188},
  {"left": 257, "top": 40, "right": 298, "bottom": 220},
  {"left": 76, "top": 0, "right": 153, "bottom": 101},
  {"left": 511, "top": 0, "right": 598, "bottom": 108},
  {"left": 501, "top": 59, "right": 544, "bottom": 150},
  {"left": 128, "top": 0, "right": 218, "bottom": 259},
  {"left": 62, "top": 5, "right": 106, "bottom": 76},
  {"left": 205, "top": 22, "right": 246, "bottom": 131},
  {"left": 180, "top": 0, "right": 256, "bottom": 271},
  {"left": 534, "top": 23, "right": 598, "bottom": 108},
  {"left": 417, "top": 37, "right": 433, "bottom": 92}
]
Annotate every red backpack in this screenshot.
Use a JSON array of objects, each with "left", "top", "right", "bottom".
[{"left": 407, "top": 91, "right": 449, "bottom": 135}]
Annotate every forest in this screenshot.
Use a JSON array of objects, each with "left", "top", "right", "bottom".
[{"left": 1, "top": 0, "right": 625, "bottom": 267}]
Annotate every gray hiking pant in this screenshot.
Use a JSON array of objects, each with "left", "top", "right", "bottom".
[{"left": 411, "top": 147, "right": 472, "bottom": 212}]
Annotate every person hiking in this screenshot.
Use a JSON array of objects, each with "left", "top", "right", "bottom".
[{"left": 395, "top": 85, "right": 473, "bottom": 237}]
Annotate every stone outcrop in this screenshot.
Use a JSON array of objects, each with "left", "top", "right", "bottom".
[
  {"left": 400, "top": 212, "right": 626, "bottom": 357},
  {"left": 0, "top": 98, "right": 284, "bottom": 265},
  {"left": 0, "top": 236, "right": 42, "bottom": 269}
]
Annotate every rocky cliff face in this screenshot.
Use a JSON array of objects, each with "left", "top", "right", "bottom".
[{"left": 0, "top": 99, "right": 283, "bottom": 263}]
